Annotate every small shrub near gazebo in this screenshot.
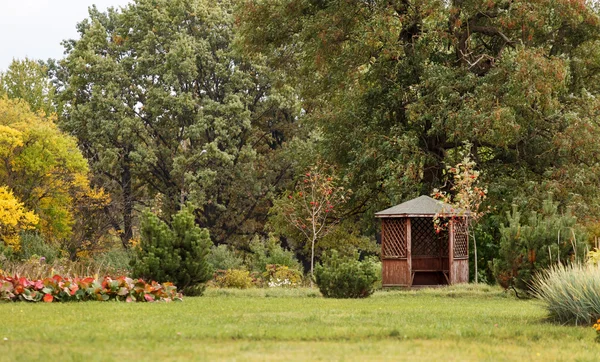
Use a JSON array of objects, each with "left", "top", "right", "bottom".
[{"left": 314, "top": 251, "right": 379, "bottom": 298}]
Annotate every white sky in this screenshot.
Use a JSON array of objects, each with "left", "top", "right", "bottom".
[{"left": 0, "top": 0, "right": 132, "bottom": 71}]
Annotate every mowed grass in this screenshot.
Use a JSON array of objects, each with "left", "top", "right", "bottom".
[{"left": 0, "top": 284, "right": 598, "bottom": 361}]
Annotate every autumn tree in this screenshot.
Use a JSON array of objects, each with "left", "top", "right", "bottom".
[
  {"left": 0, "top": 186, "right": 38, "bottom": 248},
  {"left": 57, "top": 0, "right": 299, "bottom": 247},
  {"left": 0, "top": 96, "right": 107, "bottom": 254},
  {"left": 271, "top": 164, "right": 350, "bottom": 286},
  {"left": 433, "top": 149, "right": 487, "bottom": 283}
]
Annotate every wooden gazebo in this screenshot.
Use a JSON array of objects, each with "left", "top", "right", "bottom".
[{"left": 375, "top": 195, "right": 469, "bottom": 287}]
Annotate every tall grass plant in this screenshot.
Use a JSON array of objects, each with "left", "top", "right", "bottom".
[{"left": 532, "top": 263, "right": 600, "bottom": 325}]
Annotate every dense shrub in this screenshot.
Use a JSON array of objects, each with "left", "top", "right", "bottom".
[
  {"left": 0, "top": 274, "right": 181, "bottom": 302},
  {"left": 314, "top": 251, "right": 379, "bottom": 298},
  {"left": 248, "top": 234, "right": 300, "bottom": 273},
  {"left": 17, "top": 232, "right": 61, "bottom": 263},
  {"left": 131, "top": 208, "right": 212, "bottom": 296},
  {"left": 93, "top": 247, "right": 131, "bottom": 275},
  {"left": 212, "top": 269, "right": 256, "bottom": 289},
  {"left": 532, "top": 263, "right": 600, "bottom": 325},
  {"left": 588, "top": 249, "right": 600, "bottom": 266},
  {"left": 493, "top": 199, "right": 587, "bottom": 293},
  {"left": 263, "top": 264, "right": 303, "bottom": 287},
  {"left": 318, "top": 221, "right": 379, "bottom": 259},
  {"left": 207, "top": 245, "right": 244, "bottom": 274}
]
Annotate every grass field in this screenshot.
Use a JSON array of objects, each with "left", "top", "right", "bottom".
[{"left": 0, "top": 284, "right": 598, "bottom": 361}]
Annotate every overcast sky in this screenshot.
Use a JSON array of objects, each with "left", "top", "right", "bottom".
[{"left": 0, "top": 0, "right": 132, "bottom": 71}]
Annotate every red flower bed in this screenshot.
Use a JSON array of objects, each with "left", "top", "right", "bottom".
[{"left": 0, "top": 275, "right": 182, "bottom": 303}]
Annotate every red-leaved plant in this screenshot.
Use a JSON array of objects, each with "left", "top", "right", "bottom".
[{"left": 0, "top": 274, "right": 182, "bottom": 303}]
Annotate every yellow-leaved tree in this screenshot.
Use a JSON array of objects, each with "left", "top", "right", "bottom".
[
  {"left": 0, "top": 96, "right": 109, "bottom": 254},
  {"left": 0, "top": 186, "right": 38, "bottom": 248}
]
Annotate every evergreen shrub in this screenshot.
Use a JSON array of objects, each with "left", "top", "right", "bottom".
[
  {"left": 206, "top": 245, "right": 244, "bottom": 274},
  {"left": 18, "top": 232, "right": 60, "bottom": 263},
  {"left": 314, "top": 251, "right": 379, "bottom": 298},
  {"left": 130, "top": 207, "right": 212, "bottom": 296},
  {"left": 248, "top": 234, "right": 300, "bottom": 272},
  {"left": 492, "top": 198, "right": 587, "bottom": 294}
]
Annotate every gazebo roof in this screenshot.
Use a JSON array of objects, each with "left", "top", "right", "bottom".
[{"left": 375, "top": 195, "right": 468, "bottom": 218}]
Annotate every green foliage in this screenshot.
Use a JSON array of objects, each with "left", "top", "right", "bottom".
[
  {"left": 0, "top": 275, "right": 181, "bottom": 303},
  {"left": 317, "top": 221, "right": 379, "bottom": 259},
  {"left": 248, "top": 234, "right": 300, "bottom": 273},
  {"left": 263, "top": 264, "right": 303, "bottom": 288},
  {"left": 17, "top": 233, "right": 61, "bottom": 264},
  {"left": 238, "top": 0, "right": 600, "bottom": 233},
  {"left": 207, "top": 245, "right": 244, "bottom": 274},
  {"left": 131, "top": 207, "right": 212, "bottom": 296},
  {"left": 493, "top": 198, "right": 588, "bottom": 293},
  {"left": 532, "top": 263, "right": 600, "bottom": 325},
  {"left": 0, "top": 58, "right": 57, "bottom": 116},
  {"left": 58, "top": 0, "right": 299, "bottom": 246},
  {"left": 93, "top": 247, "right": 132, "bottom": 274},
  {"left": 212, "top": 269, "right": 256, "bottom": 289},
  {"left": 314, "top": 251, "right": 379, "bottom": 299}
]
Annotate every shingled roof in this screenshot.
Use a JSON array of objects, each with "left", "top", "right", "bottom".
[{"left": 374, "top": 195, "right": 468, "bottom": 217}]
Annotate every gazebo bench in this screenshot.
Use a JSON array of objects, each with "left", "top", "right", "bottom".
[{"left": 410, "top": 269, "right": 449, "bottom": 285}]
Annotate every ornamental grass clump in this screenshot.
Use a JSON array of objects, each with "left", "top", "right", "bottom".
[{"left": 532, "top": 263, "right": 600, "bottom": 325}]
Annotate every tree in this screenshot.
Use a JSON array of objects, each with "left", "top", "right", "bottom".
[
  {"left": 0, "top": 96, "right": 107, "bottom": 253},
  {"left": 271, "top": 164, "right": 350, "bottom": 286},
  {"left": 0, "top": 186, "right": 38, "bottom": 248},
  {"left": 58, "top": 0, "right": 299, "bottom": 247},
  {"left": 493, "top": 198, "right": 587, "bottom": 294},
  {"left": 131, "top": 207, "right": 212, "bottom": 295},
  {"left": 433, "top": 149, "right": 487, "bottom": 283},
  {"left": 237, "top": 0, "right": 600, "bottom": 226},
  {"left": 0, "top": 58, "right": 57, "bottom": 116}
]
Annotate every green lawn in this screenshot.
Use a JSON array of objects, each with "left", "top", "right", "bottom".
[{"left": 0, "top": 285, "right": 598, "bottom": 361}]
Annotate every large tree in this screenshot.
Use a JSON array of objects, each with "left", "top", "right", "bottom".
[
  {"left": 237, "top": 0, "right": 600, "bottom": 222},
  {"left": 0, "top": 59, "right": 57, "bottom": 116},
  {"left": 58, "top": 0, "right": 298, "bottom": 247},
  {"left": 0, "top": 96, "right": 106, "bottom": 254}
]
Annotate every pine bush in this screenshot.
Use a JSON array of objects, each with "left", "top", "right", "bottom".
[{"left": 131, "top": 208, "right": 212, "bottom": 296}]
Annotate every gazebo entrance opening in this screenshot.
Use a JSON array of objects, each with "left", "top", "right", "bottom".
[{"left": 376, "top": 196, "right": 469, "bottom": 287}]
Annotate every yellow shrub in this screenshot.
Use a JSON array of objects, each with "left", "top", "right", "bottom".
[
  {"left": 0, "top": 186, "right": 38, "bottom": 249},
  {"left": 587, "top": 248, "right": 600, "bottom": 266}
]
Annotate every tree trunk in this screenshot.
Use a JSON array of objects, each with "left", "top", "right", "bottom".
[
  {"left": 471, "top": 224, "right": 478, "bottom": 284},
  {"left": 310, "top": 236, "right": 316, "bottom": 288},
  {"left": 121, "top": 154, "right": 133, "bottom": 249}
]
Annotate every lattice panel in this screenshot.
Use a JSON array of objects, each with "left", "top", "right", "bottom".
[
  {"left": 412, "top": 217, "right": 441, "bottom": 257},
  {"left": 382, "top": 219, "right": 406, "bottom": 258},
  {"left": 453, "top": 218, "right": 469, "bottom": 258},
  {"left": 441, "top": 227, "right": 449, "bottom": 256}
]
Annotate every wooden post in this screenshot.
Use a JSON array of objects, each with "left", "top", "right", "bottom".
[
  {"left": 381, "top": 219, "right": 386, "bottom": 286},
  {"left": 407, "top": 218, "right": 412, "bottom": 287},
  {"left": 448, "top": 219, "right": 454, "bottom": 285},
  {"left": 381, "top": 219, "right": 385, "bottom": 260}
]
